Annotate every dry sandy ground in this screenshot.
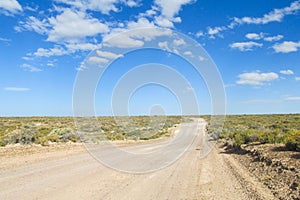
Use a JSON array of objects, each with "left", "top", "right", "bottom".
[{"left": 0, "top": 121, "right": 276, "bottom": 200}]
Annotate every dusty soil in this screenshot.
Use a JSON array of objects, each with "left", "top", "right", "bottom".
[
  {"left": 0, "top": 145, "right": 275, "bottom": 199},
  {"left": 223, "top": 143, "right": 300, "bottom": 200},
  {"left": 0, "top": 122, "right": 276, "bottom": 200},
  {"left": 0, "top": 143, "right": 85, "bottom": 172}
]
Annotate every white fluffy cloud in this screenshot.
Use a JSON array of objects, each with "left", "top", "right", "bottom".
[
  {"left": 205, "top": 1, "right": 300, "bottom": 39},
  {"left": 280, "top": 69, "right": 294, "bottom": 75},
  {"left": 16, "top": 8, "right": 110, "bottom": 45},
  {"left": 76, "top": 64, "right": 88, "bottom": 71},
  {"left": 33, "top": 46, "right": 68, "bottom": 57},
  {"left": 65, "top": 43, "right": 101, "bottom": 52},
  {"left": 245, "top": 32, "right": 283, "bottom": 42},
  {"left": 55, "top": 0, "right": 117, "bottom": 14},
  {"left": 16, "top": 0, "right": 191, "bottom": 59},
  {"left": 123, "top": 0, "right": 141, "bottom": 7},
  {"left": 234, "top": 1, "right": 300, "bottom": 25},
  {"left": 78, "top": 50, "right": 123, "bottom": 70},
  {"left": 15, "top": 16, "right": 49, "bottom": 34},
  {"left": 96, "top": 50, "right": 123, "bottom": 59},
  {"left": 4, "top": 87, "right": 30, "bottom": 92},
  {"left": 20, "top": 64, "right": 42, "bottom": 72},
  {"left": 207, "top": 26, "right": 224, "bottom": 36},
  {"left": 131, "top": 27, "right": 172, "bottom": 41},
  {"left": 264, "top": 35, "right": 283, "bottom": 42},
  {"left": 154, "top": 0, "right": 194, "bottom": 19},
  {"left": 87, "top": 56, "right": 109, "bottom": 64},
  {"left": 154, "top": 16, "right": 174, "bottom": 28},
  {"left": 0, "top": 0, "right": 22, "bottom": 15},
  {"left": 101, "top": 17, "right": 155, "bottom": 48},
  {"left": 103, "top": 25, "right": 172, "bottom": 48},
  {"left": 148, "top": 0, "right": 193, "bottom": 28},
  {"left": 173, "top": 38, "right": 186, "bottom": 46},
  {"left": 103, "top": 32, "right": 144, "bottom": 48},
  {"left": 127, "top": 17, "right": 155, "bottom": 29},
  {"left": 0, "top": 37, "right": 11, "bottom": 42},
  {"left": 199, "top": 56, "right": 206, "bottom": 61},
  {"left": 183, "top": 51, "right": 193, "bottom": 56},
  {"left": 47, "top": 9, "right": 109, "bottom": 43},
  {"left": 88, "top": 0, "right": 120, "bottom": 14},
  {"left": 195, "top": 31, "right": 204, "bottom": 38},
  {"left": 237, "top": 71, "right": 279, "bottom": 85},
  {"left": 245, "top": 33, "right": 264, "bottom": 40},
  {"left": 273, "top": 41, "right": 300, "bottom": 53},
  {"left": 55, "top": 0, "right": 141, "bottom": 14},
  {"left": 230, "top": 41, "right": 263, "bottom": 51},
  {"left": 285, "top": 97, "right": 300, "bottom": 101},
  {"left": 158, "top": 41, "right": 170, "bottom": 51},
  {"left": 27, "top": 42, "right": 101, "bottom": 58}
]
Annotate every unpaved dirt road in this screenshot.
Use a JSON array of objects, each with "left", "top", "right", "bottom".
[{"left": 0, "top": 119, "right": 275, "bottom": 200}]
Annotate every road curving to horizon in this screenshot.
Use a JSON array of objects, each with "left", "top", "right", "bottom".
[{"left": 0, "top": 118, "right": 275, "bottom": 200}]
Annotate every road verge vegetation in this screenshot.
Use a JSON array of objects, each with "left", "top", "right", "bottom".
[
  {"left": 0, "top": 116, "right": 182, "bottom": 146},
  {"left": 205, "top": 114, "right": 300, "bottom": 152}
]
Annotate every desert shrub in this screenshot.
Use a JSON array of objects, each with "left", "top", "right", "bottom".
[
  {"left": 141, "top": 131, "right": 162, "bottom": 140},
  {"left": 257, "top": 129, "right": 284, "bottom": 144},
  {"left": 218, "top": 132, "right": 226, "bottom": 139},
  {"left": 33, "top": 128, "right": 51, "bottom": 141},
  {"left": 50, "top": 127, "right": 73, "bottom": 136},
  {"left": 65, "top": 133, "right": 79, "bottom": 142},
  {"left": 245, "top": 131, "right": 258, "bottom": 143},
  {"left": 45, "top": 134, "right": 60, "bottom": 142},
  {"left": 125, "top": 130, "right": 141, "bottom": 138},
  {"left": 50, "top": 128, "right": 79, "bottom": 142},
  {"left": 233, "top": 132, "right": 246, "bottom": 147},
  {"left": 107, "top": 132, "right": 125, "bottom": 140},
  {"left": 164, "top": 119, "right": 176, "bottom": 128},
  {"left": 0, "top": 136, "right": 4, "bottom": 147},
  {"left": 38, "top": 127, "right": 51, "bottom": 136},
  {"left": 101, "top": 124, "right": 113, "bottom": 132},
  {"left": 36, "top": 134, "right": 60, "bottom": 146},
  {"left": 285, "top": 130, "right": 300, "bottom": 151},
  {"left": 5, "top": 125, "right": 38, "bottom": 145},
  {"left": 79, "top": 123, "right": 101, "bottom": 132},
  {"left": 211, "top": 114, "right": 300, "bottom": 150}
]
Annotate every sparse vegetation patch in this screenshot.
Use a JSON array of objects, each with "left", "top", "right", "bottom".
[
  {"left": 0, "top": 116, "right": 182, "bottom": 146},
  {"left": 206, "top": 114, "right": 300, "bottom": 151}
]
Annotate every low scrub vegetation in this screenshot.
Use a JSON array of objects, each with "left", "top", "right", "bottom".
[
  {"left": 0, "top": 116, "right": 181, "bottom": 146},
  {"left": 206, "top": 114, "right": 300, "bottom": 151},
  {"left": 0, "top": 117, "right": 78, "bottom": 146}
]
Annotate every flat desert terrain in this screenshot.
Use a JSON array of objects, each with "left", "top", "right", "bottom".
[{"left": 0, "top": 119, "right": 275, "bottom": 200}]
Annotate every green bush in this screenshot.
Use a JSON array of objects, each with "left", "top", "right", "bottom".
[
  {"left": 36, "top": 134, "right": 60, "bottom": 146},
  {"left": 0, "top": 136, "right": 4, "bottom": 147},
  {"left": 45, "top": 134, "right": 60, "bottom": 142},
  {"left": 285, "top": 130, "right": 300, "bottom": 151},
  {"left": 5, "top": 126, "right": 38, "bottom": 145},
  {"left": 66, "top": 133, "right": 79, "bottom": 142},
  {"left": 208, "top": 114, "right": 300, "bottom": 151},
  {"left": 233, "top": 132, "right": 246, "bottom": 147},
  {"left": 107, "top": 132, "right": 125, "bottom": 140}
]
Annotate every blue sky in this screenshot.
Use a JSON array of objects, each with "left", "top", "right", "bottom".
[{"left": 0, "top": 0, "right": 300, "bottom": 116}]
